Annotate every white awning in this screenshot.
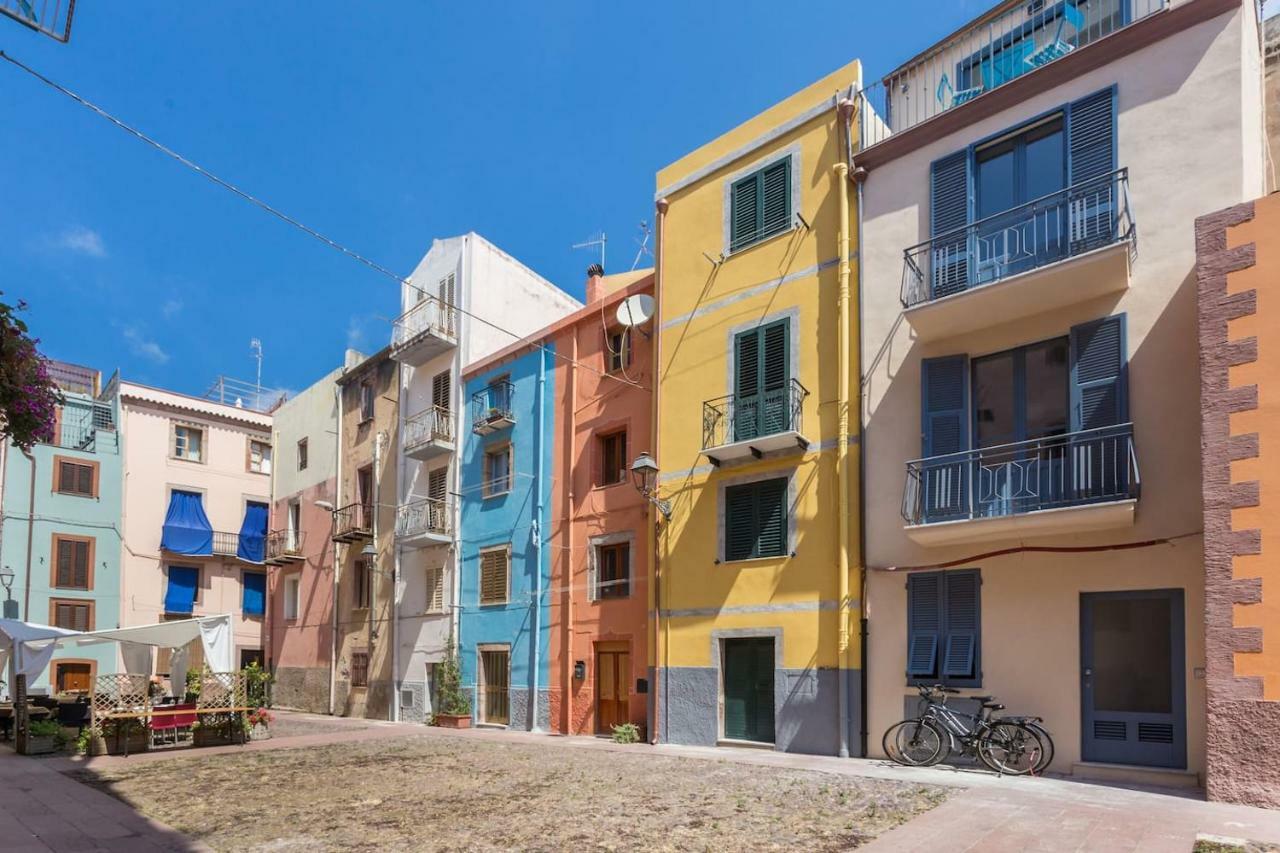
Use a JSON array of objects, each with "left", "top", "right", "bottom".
[{"left": 0, "top": 619, "right": 81, "bottom": 683}]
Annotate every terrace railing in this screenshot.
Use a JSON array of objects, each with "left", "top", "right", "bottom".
[
  {"left": 395, "top": 497, "right": 453, "bottom": 540},
  {"left": 859, "top": 0, "right": 1166, "bottom": 149},
  {"left": 702, "top": 379, "right": 808, "bottom": 451},
  {"left": 404, "top": 405, "right": 454, "bottom": 450},
  {"left": 471, "top": 381, "right": 516, "bottom": 434},
  {"left": 46, "top": 398, "right": 115, "bottom": 452},
  {"left": 333, "top": 503, "right": 373, "bottom": 540},
  {"left": 901, "top": 169, "right": 1135, "bottom": 308},
  {"left": 902, "top": 423, "right": 1139, "bottom": 526},
  {"left": 211, "top": 531, "right": 241, "bottom": 557},
  {"left": 392, "top": 296, "right": 458, "bottom": 349},
  {"left": 265, "top": 529, "right": 306, "bottom": 562}
]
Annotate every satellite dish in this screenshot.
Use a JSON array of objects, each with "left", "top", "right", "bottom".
[{"left": 616, "top": 294, "right": 655, "bottom": 328}]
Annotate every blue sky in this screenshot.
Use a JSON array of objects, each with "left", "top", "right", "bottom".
[{"left": 2, "top": 2, "right": 1272, "bottom": 396}]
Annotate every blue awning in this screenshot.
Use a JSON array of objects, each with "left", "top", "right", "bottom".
[
  {"left": 237, "top": 501, "right": 270, "bottom": 564},
  {"left": 161, "top": 490, "right": 213, "bottom": 555},
  {"left": 242, "top": 571, "right": 266, "bottom": 617},
  {"left": 164, "top": 565, "right": 199, "bottom": 614}
]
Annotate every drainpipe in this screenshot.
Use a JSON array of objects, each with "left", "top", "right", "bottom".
[
  {"left": 530, "top": 347, "right": 547, "bottom": 732},
  {"left": 330, "top": 382, "right": 343, "bottom": 716},
  {"left": 392, "top": 363, "right": 403, "bottom": 723},
  {"left": 372, "top": 429, "right": 383, "bottom": 717},
  {"left": 650, "top": 197, "right": 669, "bottom": 744},
  {"left": 21, "top": 449, "right": 35, "bottom": 621},
  {"left": 834, "top": 150, "right": 853, "bottom": 759},
  {"left": 562, "top": 331, "right": 577, "bottom": 734}
]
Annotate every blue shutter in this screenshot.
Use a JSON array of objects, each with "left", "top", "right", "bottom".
[
  {"left": 921, "top": 356, "right": 968, "bottom": 457},
  {"left": 1069, "top": 314, "right": 1127, "bottom": 431},
  {"left": 907, "top": 573, "right": 942, "bottom": 678},
  {"left": 942, "top": 571, "right": 980, "bottom": 680},
  {"left": 242, "top": 571, "right": 266, "bottom": 618},
  {"left": 237, "top": 501, "right": 270, "bottom": 564},
  {"left": 161, "top": 490, "right": 214, "bottom": 556},
  {"left": 164, "top": 566, "right": 199, "bottom": 615},
  {"left": 1067, "top": 87, "right": 1116, "bottom": 185},
  {"left": 929, "top": 150, "right": 971, "bottom": 297}
]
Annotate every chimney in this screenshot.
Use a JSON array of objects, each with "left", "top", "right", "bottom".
[{"left": 585, "top": 263, "right": 606, "bottom": 303}]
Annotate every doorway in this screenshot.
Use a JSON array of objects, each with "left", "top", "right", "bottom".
[
  {"left": 595, "top": 643, "right": 630, "bottom": 734},
  {"left": 1081, "top": 589, "right": 1186, "bottom": 768},
  {"left": 479, "top": 647, "right": 510, "bottom": 726},
  {"left": 722, "top": 637, "right": 775, "bottom": 744}
]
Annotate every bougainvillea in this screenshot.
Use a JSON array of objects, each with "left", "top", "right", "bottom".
[{"left": 0, "top": 295, "right": 61, "bottom": 450}]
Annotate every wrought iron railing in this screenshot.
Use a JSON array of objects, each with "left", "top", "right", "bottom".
[
  {"left": 471, "top": 381, "right": 515, "bottom": 432},
  {"left": 211, "top": 531, "right": 241, "bottom": 556},
  {"left": 902, "top": 169, "right": 1135, "bottom": 308},
  {"left": 404, "top": 406, "right": 454, "bottom": 451},
  {"left": 334, "top": 503, "right": 373, "bottom": 538},
  {"left": 858, "top": 0, "right": 1166, "bottom": 149},
  {"left": 902, "top": 423, "right": 1139, "bottom": 526},
  {"left": 391, "top": 296, "right": 458, "bottom": 349},
  {"left": 45, "top": 398, "right": 115, "bottom": 451},
  {"left": 396, "top": 497, "right": 453, "bottom": 540},
  {"left": 702, "top": 379, "right": 808, "bottom": 450},
  {"left": 265, "top": 529, "right": 306, "bottom": 561}
]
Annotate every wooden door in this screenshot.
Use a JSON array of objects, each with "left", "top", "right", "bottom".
[
  {"left": 595, "top": 648, "right": 630, "bottom": 733},
  {"left": 55, "top": 663, "right": 92, "bottom": 693}
]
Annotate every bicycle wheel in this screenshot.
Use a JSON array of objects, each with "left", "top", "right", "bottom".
[
  {"left": 882, "top": 719, "right": 945, "bottom": 767},
  {"left": 1023, "top": 721, "right": 1054, "bottom": 773},
  {"left": 977, "top": 721, "right": 1041, "bottom": 775}
]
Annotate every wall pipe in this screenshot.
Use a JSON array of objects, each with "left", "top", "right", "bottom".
[
  {"left": 833, "top": 151, "right": 853, "bottom": 759},
  {"left": 851, "top": 95, "right": 871, "bottom": 759},
  {"left": 649, "top": 197, "right": 669, "bottom": 744},
  {"left": 330, "top": 381, "right": 343, "bottom": 716},
  {"left": 21, "top": 449, "right": 35, "bottom": 621},
  {"left": 371, "top": 429, "right": 383, "bottom": 717},
  {"left": 392, "top": 362, "right": 403, "bottom": 723},
  {"left": 530, "top": 346, "right": 547, "bottom": 731},
  {"left": 562, "top": 330, "right": 577, "bottom": 734}
]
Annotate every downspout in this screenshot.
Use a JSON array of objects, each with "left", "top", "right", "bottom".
[
  {"left": 330, "top": 382, "right": 343, "bottom": 716},
  {"left": 392, "top": 363, "right": 403, "bottom": 723},
  {"left": 530, "top": 346, "right": 547, "bottom": 732},
  {"left": 372, "top": 429, "right": 383, "bottom": 717},
  {"left": 650, "top": 197, "right": 669, "bottom": 744},
  {"left": 833, "top": 148, "right": 852, "bottom": 760},
  {"left": 562, "top": 331, "right": 577, "bottom": 734},
  {"left": 22, "top": 449, "right": 35, "bottom": 621}
]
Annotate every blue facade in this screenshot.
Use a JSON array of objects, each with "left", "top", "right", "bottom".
[
  {"left": 1, "top": 384, "right": 122, "bottom": 693},
  {"left": 459, "top": 347, "right": 553, "bottom": 730}
]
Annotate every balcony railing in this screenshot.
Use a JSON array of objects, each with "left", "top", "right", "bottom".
[
  {"left": 45, "top": 399, "right": 115, "bottom": 452},
  {"left": 404, "top": 406, "right": 454, "bottom": 451},
  {"left": 858, "top": 0, "right": 1165, "bottom": 150},
  {"left": 902, "top": 423, "right": 1139, "bottom": 526},
  {"left": 391, "top": 296, "right": 458, "bottom": 349},
  {"left": 396, "top": 497, "right": 453, "bottom": 542},
  {"left": 211, "top": 531, "right": 241, "bottom": 557},
  {"left": 472, "top": 381, "right": 515, "bottom": 435},
  {"left": 902, "top": 169, "right": 1134, "bottom": 309},
  {"left": 265, "top": 529, "right": 305, "bottom": 563},
  {"left": 333, "top": 503, "right": 373, "bottom": 541},
  {"left": 702, "top": 379, "right": 808, "bottom": 451}
]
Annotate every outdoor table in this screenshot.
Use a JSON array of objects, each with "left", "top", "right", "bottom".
[{"left": 96, "top": 706, "right": 253, "bottom": 757}]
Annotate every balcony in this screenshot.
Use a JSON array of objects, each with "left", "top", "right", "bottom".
[
  {"left": 46, "top": 399, "right": 116, "bottom": 452},
  {"left": 901, "top": 170, "right": 1135, "bottom": 341},
  {"left": 264, "top": 530, "right": 305, "bottom": 565},
  {"left": 472, "top": 381, "right": 515, "bottom": 435},
  {"left": 390, "top": 297, "right": 458, "bottom": 366},
  {"left": 396, "top": 497, "right": 453, "bottom": 548},
  {"left": 858, "top": 0, "right": 1165, "bottom": 150},
  {"left": 902, "top": 423, "right": 1139, "bottom": 547},
  {"left": 404, "top": 406, "right": 455, "bottom": 460},
  {"left": 332, "top": 503, "right": 373, "bottom": 543},
  {"left": 701, "top": 379, "right": 809, "bottom": 466},
  {"left": 211, "top": 531, "right": 242, "bottom": 557}
]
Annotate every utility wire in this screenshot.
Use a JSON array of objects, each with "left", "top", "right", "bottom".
[{"left": 0, "top": 49, "right": 646, "bottom": 391}]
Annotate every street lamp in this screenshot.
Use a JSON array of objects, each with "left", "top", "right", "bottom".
[
  {"left": 0, "top": 565, "right": 16, "bottom": 620},
  {"left": 629, "top": 452, "right": 671, "bottom": 522}
]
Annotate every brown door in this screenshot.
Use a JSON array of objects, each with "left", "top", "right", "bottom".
[
  {"left": 56, "top": 663, "right": 92, "bottom": 693},
  {"left": 595, "top": 647, "right": 630, "bottom": 733}
]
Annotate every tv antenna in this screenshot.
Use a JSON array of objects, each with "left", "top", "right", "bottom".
[
  {"left": 631, "top": 221, "right": 653, "bottom": 271},
  {"left": 572, "top": 231, "right": 607, "bottom": 269},
  {"left": 250, "top": 338, "right": 263, "bottom": 398}
]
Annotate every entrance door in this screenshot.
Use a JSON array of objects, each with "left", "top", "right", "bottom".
[
  {"left": 480, "top": 648, "right": 510, "bottom": 725},
  {"left": 722, "top": 637, "right": 775, "bottom": 744},
  {"left": 1081, "top": 590, "right": 1186, "bottom": 768},
  {"left": 596, "top": 645, "right": 630, "bottom": 733}
]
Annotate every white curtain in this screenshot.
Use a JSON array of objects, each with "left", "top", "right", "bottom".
[
  {"left": 120, "top": 641, "right": 153, "bottom": 677},
  {"left": 198, "top": 614, "right": 233, "bottom": 672}
]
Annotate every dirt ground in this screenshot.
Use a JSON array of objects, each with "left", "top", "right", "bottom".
[{"left": 72, "top": 733, "right": 948, "bottom": 851}]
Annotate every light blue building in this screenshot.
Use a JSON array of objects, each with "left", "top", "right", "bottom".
[
  {"left": 459, "top": 346, "right": 553, "bottom": 730},
  {"left": 1, "top": 361, "right": 121, "bottom": 694}
]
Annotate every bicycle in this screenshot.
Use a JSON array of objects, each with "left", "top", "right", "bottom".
[{"left": 883, "top": 685, "right": 1051, "bottom": 776}]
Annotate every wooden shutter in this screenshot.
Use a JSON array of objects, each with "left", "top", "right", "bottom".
[
  {"left": 754, "top": 478, "right": 788, "bottom": 558},
  {"left": 480, "top": 549, "right": 508, "bottom": 605},
  {"left": 942, "top": 571, "right": 980, "bottom": 679},
  {"left": 59, "top": 460, "right": 94, "bottom": 496},
  {"left": 921, "top": 356, "right": 968, "bottom": 457},
  {"left": 55, "top": 602, "right": 90, "bottom": 631},
  {"left": 907, "top": 573, "right": 942, "bottom": 678},
  {"left": 733, "top": 329, "right": 761, "bottom": 442},
  {"left": 428, "top": 467, "right": 448, "bottom": 501},
  {"left": 56, "top": 538, "right": 90, "bottom": 588},
  {"left": 759, "top": 158, "right": 791, "bottom": 240},
  {"left": 426, "top": 567, "right": 444, "bottom": 612},
  {"left": 724, "top": 484, "right": 757, "bottom": 562},
  {"left": 724, "top": 479, "right": 787, "bottom": 561},
  {"left": 761, "top": 321, "right": 790, "bottom": 434},
  {"left": 730, "top": 173, "right": 760, "bottom": 250},
  {"left": 929, "top": 150, "right": 971, "bottom": 297},
  {"left": 1069, "top": 315, "right": 1127, "bottom": 431},
  {"left": 432, "top": 370, "right": 451, "bottom": 409},
  {"left": 1068, "top": 88, "right": 1115, "bottom": 185}
]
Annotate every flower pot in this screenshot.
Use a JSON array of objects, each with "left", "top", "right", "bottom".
[
  {"left": 434, "top": 714, "right": 471, "bottom": 729},
  {"left": 250, "top": 723, "right": 271, "bottom": 741},
  {"left": 24, "top": 735, "right": 57, "bottom": 755}
]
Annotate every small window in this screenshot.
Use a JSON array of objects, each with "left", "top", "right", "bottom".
[
  {"left": 173, "top": 424, "right": 204, "bottom": 462},
  {"left": 605, "top": 328, "right": 632, "bottom": 373},
  {"left": 907, "top": 569, "right": 982, "bottom": 687},
  {"left": 483, "top": 443, "right": 512, "bottom": 497},
  {"left": 729, "top": 156, "right": 792, "bottom": 252},
  {"left": 50, "top": 599, "right": 93, "bottom": 632},
  {"left": 354, "top": 558, "right": 372, "bottom": 609},
  {"left": 359, "top": 380, "right": 375, "bottom": 422},
  {"left": 283, "top": 575, "right": 300, "bottom": 621},
  {"left": 297, "top": 438, "right": 309, "bottom": 471},
  {"left": 479, "top": 547, "right": 509, "bottom": 606},
  {"left": 53, "top": 535, "right": 92, "bottom": 590},
  {"left": 723, "top": 477, "right": 788, "bottom": 561},
  {"left": 54, "top": 662, "right": 93, "bottom": 694},
  {"left": 248, "top": 439, "right": 272, "bottom": 474},
  {"left": 425, "top": 566, "right": 444, "bottom": 613},
  {"left": 350, "top": 651, "right": 369, "bottom": 688},
  {"left": 242, "top": 570, "right": 267, "bottom": 618},
  {"left": 55, "top": 458, "right": 96, "bottom": 497},
  {"left": 595, "top": 542, "right": 630, "bottom": 600},
  {"left": 597, "top": 430, "right": 628, "bottom": 487}
]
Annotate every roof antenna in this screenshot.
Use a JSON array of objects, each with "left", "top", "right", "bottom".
[
  {"left": 572, "top": 231, "right": 607, "bottom": 271},
  {"left": 631, "top": 221, "right": 653, "bottom": 271}
]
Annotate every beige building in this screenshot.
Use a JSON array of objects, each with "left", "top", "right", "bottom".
[{"left": 857, "top": 0, "right": 1268, "bottom": 785}]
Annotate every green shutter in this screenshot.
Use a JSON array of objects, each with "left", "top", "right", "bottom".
[
  {"left": 754, "top": 478, "right": 788, "bottom": 558},
  {"left": 723, "top": 638, "right": 775, "bottom": 743},
  {"left": 735, "top": 320, "right": 789, "bottom": 441},
  {"left": 724, "top": 484, "right": 757, "bottom": 561},
  {"left": 734, "top": 329, "right": 761, "bottom": 442},
  {"left": 730, "top": 157, "right": 792, "bottom": 252},
  {"left": 724, "top": 478, "right": 787, "bottom": 561},
  {"left": 730, "top": 173, "right": 760, "bottom": 251}
]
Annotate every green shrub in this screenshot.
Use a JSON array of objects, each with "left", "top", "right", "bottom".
[
  {"left": 611, "top": 723, "right": 641, "bottom": 744},
  {"left": 436, "top": 634, "right": 471, "bottom": 717}
]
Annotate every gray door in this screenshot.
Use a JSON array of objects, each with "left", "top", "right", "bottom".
[{"left": 1080, "top": 589, "right": 1186, "bottom": 768}]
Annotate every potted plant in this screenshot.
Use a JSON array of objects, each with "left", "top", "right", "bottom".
[
  {"left": 432, "top": 635, "right": 472, "bottom": 729},
  {"left": 25, "top": 719, "right": 65, "bottom": 755},
  {"left": 247, "top": 707, "right": 274, "bottom": 740}
]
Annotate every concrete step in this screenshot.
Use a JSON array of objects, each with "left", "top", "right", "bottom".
[{"left": 1071, "top": 761, "right": 1201, "bottom": 789}]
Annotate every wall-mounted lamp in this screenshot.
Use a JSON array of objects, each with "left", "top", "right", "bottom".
[
  {"left": 629, "top": 452, "right": 671, "bottom": 522},
  {"left": 0, "top": 565, "right": 16, "bottom": 620},
  {"left": 314, "top": 500, "right": 335, "bottom": 511}
]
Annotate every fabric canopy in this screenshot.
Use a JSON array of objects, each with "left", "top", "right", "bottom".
[
  {"left": 0, "top": 619, "right": 81, "bottom": 686},
  {"left": 236, "top": 501, "right": 269, "bottom": 563},
  {"left": 164, "top": 565, "right": 199, "bottom": 615},
  {"left": 241, "top": 570, "right": 266, "bottom": 617},
  {"left": 58, "top": 614, "right": 235, "bottom": 673},
  {"left": 161, "top": 489, "right": 213, "bottom": 555}
]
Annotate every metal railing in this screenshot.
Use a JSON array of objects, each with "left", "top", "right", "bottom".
[
  {"left": 45, "top": 398, "right": 115, "bottom": 451},
  {"left": 395, "top": 497, "right": 453, "bottom": 540},
  {"left": 471, "top": 381, "right": 515, "bottom": 432},
  {"left": 334, "top": 503, "right": 373, "bottom": 538},
  {"left": 404, "top": 406, "right": 454, "bottom": 451},
  {"left": 702, "top": 379, "right": 808, "bottom": 450},
  {"left": 391, "top": 296, "right": 458, "bottom": 349},
  {"left": 265, "top": 529, "right": 306, "bottom": 561},
  {"left": 901, "top": 169, "right": 1135, "bottom": 308},
  {"left": 211, "top": 531, "right": 241, "bottom": 557},
  {"left": 902, "top": 423, "right": 1139, "bottom": 526},
  {"left": 858, "top": 0, "right": 1166, "bottom": 149}
]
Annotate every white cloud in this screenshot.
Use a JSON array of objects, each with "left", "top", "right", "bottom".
[
  {"left": 161, "top": 298, "right": 184, "bottom": 319},
  {"left": 122, "top": 326, "right": 169, "bottom": 364},
  {"left": 346, "top": 315, "right": 367, "bottom": 350},
  {"left": 51, "top": 226, "right": 107, "bottom": 258}
]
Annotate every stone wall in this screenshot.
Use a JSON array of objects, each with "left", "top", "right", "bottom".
[{"left": 271, "top": 666, "right": 330, "bottom": 714}]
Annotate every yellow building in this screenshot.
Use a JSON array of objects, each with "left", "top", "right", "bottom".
[{"left": 649, "top": 59, "right": 862, "bottom": 754}]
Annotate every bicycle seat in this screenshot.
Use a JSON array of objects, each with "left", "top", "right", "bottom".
[{"left": 981, "top": 702, "right": 1006, "bottom": 711}]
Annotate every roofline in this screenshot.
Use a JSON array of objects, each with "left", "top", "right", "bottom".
[
  {"left": 117, "top": 380, "right": 273, "bottom": 427},
  {"left": 335, "top": 344, "right": 395, "bottom": 386}
]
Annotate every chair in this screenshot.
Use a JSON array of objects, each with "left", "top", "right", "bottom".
[
  {"left": 936, "top": 73, "right": 983, "bottom": 110},
  {"left": 56, "top": 701, "right": 91, "bottom": 736},
  {"left": 1025, "top": 2, "right": 1086, "bottom": 69}
]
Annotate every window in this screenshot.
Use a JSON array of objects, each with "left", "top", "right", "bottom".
[
  {"left": 594, "top": 542, "right": 630, "bottom": 600},
  {"left": 54, "top": 457, "right": 97, "bottom": 497},
  {"left": 164, "top": 565, "right": 201, "bottom": 614},
  {"left": 283, "top": 575, "right": 300, "bottom": 621},
  {"left": 723, "top": 478, "right": 788, "bottom": 561},
  {"left": 354, "top": 558, "right": 372, "bottom": 609},
  {"left": 597, "top": 430, "right": 627, "bottom": 487},
  {"left": 483, "top": 443, "right": 512, "bottom": 497},
  {"left": 479, "top": 547, "right": 509, "bottom": 605},
  {"left": 50, "top": 599, "right": 93, "bottom": 632},
  {"left": 172, "top": 423, "right": 204, "bottom": 462},
  {"left": 432, "top": 370, "right": 452, "bottom": 411},
  {"left": 242, "top": 570, "right": 267, "bottom": 618},
  {"left": 425, "top": 566, "right": 444, "bottom": 613},
  {"left": 907, "top": 570, "right": 981, "bottom": 687},
  {"left": 428, "top": 466, "right": 449, "bottom": 502},
  {"left": 54, "top": 661, "right": 93, "bottom": 693},
  {"left": 350, "top": 651, "right": 369, "bottom": 688},
  {"left": 52, "top": 534, "right": 93, "bottom": 590},
  {"left": 733, "top": 320, "right": 790, "bottom": 441},
  {"left": 605, "top": 328, "right": 632, "bottom": 373},
  {"left": 729, "top": 155, "right": 792, "bottom": 252},
  {"left": 359, "top": 380, "right": 375, "bottom": 422},
  {"left": 297, "top": 438, "right": 309, "bottom": 471},
  {"left": 248, "top": 439, "right": 272, "bottom": 474}
]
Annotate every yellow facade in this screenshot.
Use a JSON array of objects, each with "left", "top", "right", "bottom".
[{"left": 651, "top": 59, "right": 863, "bottom": 754}]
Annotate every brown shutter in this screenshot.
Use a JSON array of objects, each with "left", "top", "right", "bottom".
[{"left": 480, "top": 549, "right": 508, "bottom": 605}]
